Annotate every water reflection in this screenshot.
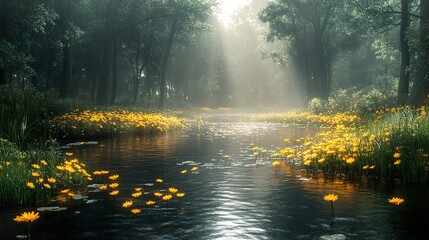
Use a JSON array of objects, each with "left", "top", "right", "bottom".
[{"left": 1, "top": 122, "right": 428, "bottom": 239}]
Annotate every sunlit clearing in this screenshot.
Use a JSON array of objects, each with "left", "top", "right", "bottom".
[{"left": 217, "top": 0, "right": 250, "bottom": 27}]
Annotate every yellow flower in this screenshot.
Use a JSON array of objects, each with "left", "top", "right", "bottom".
[
  {"left": 272, "top": 161, "right": 280, "bottom": 167},
  {"left": 122, "top": 200, "right": 133, "bottom": 208},
  {"left": 346, "top": 157, "right": 355, "bottom": 164},
  {"left": 40, "top": 160, "right": 48, "bottom": 166},
  {"left": 181, "top": 170, "right": 187, "bottom": 174},
  {"left": 100, "top": 170, "right": 109, "bottom": 175},
  {"left": 176, "top": 193, "right": 185, "bottom": 198},
  {"left": 370, "top": 165, "right": 376, "bottom": 169},
  {"left": 109, "top": 183, "right": 119, "bottom": 188},
  {"left": 37, "top": 178, "right": 44, "bottom": 183},
  {"left": 169, "top": 187, "right": 178, "bottom": 193},
  {"left": 318, "top": 158, "right": 325, "bottom": 163},
  {"left": 26, "top": 182, "right": 35, "bottom": 189},
  {"left": 60, "top": 189, "right": 70, "bottom": 193},
  {"left": 324, "top": 194, "right": 338, "bottom": 202},
  {"left": 131, "top": 209, "right": 141, "bottom": 214},
  {"left": 363, "top": 165, "right": 369, "bottom": 170},
  {"left": 155, "top": 178, "right": 163, "bottom": 183},
  {"left": 393, "top": 152, "right": 401, "bottom": 159},
  {"left": 191, "top": 167, "right": 198, "bottom": 171},
  {"left": 109, "top": 190, "right": 119, "bottom": 196},
  {"left": 162, "top": 194, "right": 173, "bottom": 201},
  {"left": 303, "top": 160, "right": 311, "bottom": 166},
  {"left": 132, "top": 192, "right": 142, "bottom": 198},
  {"left": 6, "top": 161, "right": 10, "bottom": 166},
  {"left": 68, "top": 192, "right": 75, "bottom": 197},
  {"left": 65, "top": 152, "right": 73, "bottom": 156},
  {"left": 14, "top": 211, "right": 40, "bottom": 223},
  {"left": 43, "top": 183, "right": 51, "bottom": 189},
  {"left": 154, "top": 192, "right": 163, "bottom": 197},
  {"left": 93, "top": 171, "right": 102, "bottom": 175},
  {"left": 135, "top": 187, "right": 142, "bottom": 192},
  {"left": 394, "top": 160, "right": 401, "bottom": 165},
  {"left": 146, "top": 200, "right": 156, "bottom": 205},
  {"left": 388, "top": 197, "right": 404, "bottom": 205},
  {"left": 99, "top": 185, "right": 108, "bottom": 190},
  {"left": 31, "top": 164, "right": 40, "bottom": 169},
  {"left": 47, "top": 178, "right": 57, "bottom": 183},
  {"left": 109, "top": 174, "right": 119, "bottom": 180},
  {"left": 31, "top": 172, "right": 40, "bottom": 177}
]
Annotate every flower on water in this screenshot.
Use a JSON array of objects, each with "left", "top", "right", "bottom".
[
  {"left": 181, "top": 170, "right": 187, "bottom": 174},
  {"left": 162, "top": 194, "right": 173, "bottom": 201},
  {"left": 389, "top": 197, "right": 404, "bottom": 205},
  {"left": 146, "top": 200, "right": 156, "bottom": 205},
  {"left": 31, "top": 172, "right": 40, "bottom": 177},
  {"left": 324, "top": 194, "right": 338, "bottom": 202},
  {"left": 155, "top": 178, "right": 163, "bottom": 183},
  {"left": 131, "top": 209, "right": 141, "bottom": 214},
  {"left": 109, "top": 190, "right": 119, "bottom": 196},
  {"left": 100, "top": 170, "right": 109, "bottom": 175},
  {"left": 47, "top": 177, "right": 56, "bottom": 183},
  {"left": 135, "top": 187, "right": 142, "bottom": 192},
  {"left": 31, "top": 164, "right": 40, "bottom": 169},
  {"left": 99, "top": 185, "right": 108, "bottom": 190},
  {"left": 60, "top": 189, "right": 70, "bottom": 193},
  {"left": 168, "top": 187, "right": 178, "bottom": 193},
  {"left": 109, "top": 183, "right": 119, "bottom": 188},
  {"left": 272, "top": 161, "right": 280, "bottom": 167},
  {"left": 132, "top": 192, "right": 142, "bottom": 198},
  {"left": 93, "top": 171, "right": 102, "bottom": 175},
  {"left": 65, "top": 152, "right": 73, "bottom": 156},
  {"left": 176, "top": 193, "right": 185, "bottom": 198},
  {"left": 109, "top": 175, "right": 119, "bottom": 180},
  {"left": 393, "top": 152, "right": 401, "bottom": 159},
  {"left": 26, "top": 182, "right": 35, "bottom": 189},
  {"left": 191, "top": 167, "right": 198, "bottom": 171},
  {"left": 122, "top": 200, "right": 133, "bottom": 208},
  {"left": 14, "top": 211, "right": 40, "bottom": 223},
  {"left": 154, "top": 192, "right": 163, "bottom": 197},
  {"left": 40, "top": 160, "right": 48, "bottom": 166},
  {"left": 394, "top": 160, "right": 401, "bottom": 165}
]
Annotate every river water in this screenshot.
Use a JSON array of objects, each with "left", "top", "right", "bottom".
[{"left": 1, "top": 121, "right": 429, "bottom": 239}]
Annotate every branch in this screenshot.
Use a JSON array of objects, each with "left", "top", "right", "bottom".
[{"left": 383, "top": 11, "right": 421, "bottom": 19}]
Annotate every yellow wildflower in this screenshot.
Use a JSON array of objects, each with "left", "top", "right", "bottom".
[
  {"left": 162, "top": 194, "right": 173, "bottom": 201},
  {"left": 26, "top": 182, "right": 35, "bottom": 189},
  {"left": 146, "top": 200, "right": 156, "bottom": 205},
  {"left": 388, "top": 197, "right": 404, "bottom": 205},
  {"left": 14, "top": 211, "right": 40, "bottom": 223},
  {"left": 109, "top": 174, "right": 119, "bottom": 180},
  {"left": 324, "top": 194, "right": 338, "bottom": 202},
  {"left": 168, "top": 187, "right": 178, "bottom": 193},
  {"left": 122, "top": 200, "right": 133, "bottom": 208},
  {"left": 131, "top": 209, "right": 141, "bottom": 214},
  {"left": 132, "top": 192, "right": 142, "bottom": 198},
  {"left": 176, "top": 193, "right": 185, "bottom": 198},
  {"left": 109, "top": 190, "right": 119, "bottom": 196}
]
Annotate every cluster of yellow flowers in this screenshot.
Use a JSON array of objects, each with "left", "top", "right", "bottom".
[
  {"left": 50, "top": 109, "right": 184, "bottom": 137},
  {"left": 251, "top": 111, "right": 360, "bottom": 127}
]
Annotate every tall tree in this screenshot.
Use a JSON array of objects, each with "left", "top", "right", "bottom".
[
  {"left": 398, "top": 0, "right": 411, "bottom": 104},
  {"left": 410, "top": 0, "right": 429, "bottom": 105}
]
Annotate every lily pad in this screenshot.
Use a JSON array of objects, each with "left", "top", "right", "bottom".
[
  {"left": 37, "top": 206, "right": 60, "bottom": 212},
  {"left": 73, "top": 194, "right": 88, "bottom": 200},
  {"left": 16, "top": 235, "right": 28, "bottom": 239},
  {"left": 320, "top": 234, "right": 346, "bottom": 240}
]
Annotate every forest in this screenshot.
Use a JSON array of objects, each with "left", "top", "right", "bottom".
[{"left": 1, "top": 0, "right": 428, "bottom": 108}]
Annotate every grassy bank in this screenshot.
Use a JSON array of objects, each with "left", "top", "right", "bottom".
[
  {"left": 254, "top": 107, "right": 429, "bottom": 183},
  {"left": 49, "top": 109, "right": 185, "bottom": 139},
  {"left": 0, "top": 139, "right": 90, "bottom": 207}
]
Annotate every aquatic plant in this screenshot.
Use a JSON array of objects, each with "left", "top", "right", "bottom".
[
  {"left": 324, "top": 194, "right": 338, "bottom": 220},
  {"left": 50, "top": 109, "right": 184, "bottom": 139},
  {"left": 388, "top": 197, "right": 404, "bottom": 205}
]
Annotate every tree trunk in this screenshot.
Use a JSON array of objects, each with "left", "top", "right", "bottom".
[
  {"left": 159, "top": 18, "right": 179, "bottom": 109},
  {"left": 398, "top": 0, "right": 410, "bottom": 104},
  {"left": 410, "top": 0, "right": 429, "bottom": 106},
  {"left": 59, "top": 42, "right": 72, "bottom": 98},
  {"left": 313, "top": 25, "right": 329, "bottom": 100},
  {"left": 96, "top": 0, "right": 116, "bottom": 106},
  {"left": 0, "top": 68, "right": 7, "bottom": 85},
  {"left": 110, "top": 36, "right": 118, "bottom": 105}
]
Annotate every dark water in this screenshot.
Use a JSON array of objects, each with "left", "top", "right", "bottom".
[{"left": 1, "top": 122, "right": 429, "bottom": 240}]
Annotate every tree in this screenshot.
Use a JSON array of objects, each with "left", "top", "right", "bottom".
[{"left": 410, "top": 0, "right": 429, "bottom": 105}]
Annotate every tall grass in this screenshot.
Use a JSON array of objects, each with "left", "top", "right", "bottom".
[{"left": 0, "top": 139, "right": 89, "bottom": 207}]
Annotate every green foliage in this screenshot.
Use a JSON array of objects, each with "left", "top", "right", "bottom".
[
  {"left": 308, "top": 88, "right": 396, "bottom": 117},
  {"left": 0, "top": 139, "right": 88, "bottom": 207},
  {"left": 0, "top": 84, "right": 84, "bottom": 147}
]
